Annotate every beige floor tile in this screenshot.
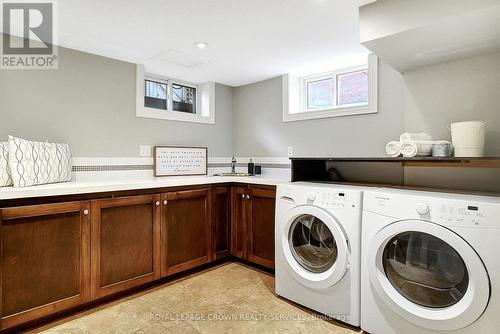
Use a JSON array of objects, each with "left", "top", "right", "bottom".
[
  {"left": 78, "top": 299, "right": 152, "bottom": 334},
  {"left": 40, "top": 320, "right": 90, "bottom": 334},
  {"left": 243, "top": 320, "right": 302, "bottom": 334},
  {"left": 34, "top": 262, "right": 361, "bottom": 334},
  {"left": 139, "top": 321, "right": 200, "bottom": 334}
]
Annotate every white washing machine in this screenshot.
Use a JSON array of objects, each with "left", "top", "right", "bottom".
[
  {"left": 361, "top": 188, "right": 500, "bottom": 334},
  {"left": 275, "top": 182, "right": 371, "bottom": 327}
]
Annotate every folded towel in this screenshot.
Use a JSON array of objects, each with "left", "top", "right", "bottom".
[
  {"left": 400, "top": 132, "right": 432, "bottom": 142},
  {"left": 401, "top": 140, "right": 434, "bottom": 157},
  {"left": 385, "top": 141, "right": 402, "bottom": 157}
]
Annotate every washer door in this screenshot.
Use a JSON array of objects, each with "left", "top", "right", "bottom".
[
  {"left": 282, "top": 205, "right": 349, "bottom": 290},
  {"left": 368, "top": 220, "right": 490, "bottom": 331}
]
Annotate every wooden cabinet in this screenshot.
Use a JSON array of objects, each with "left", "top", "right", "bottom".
[
  {"left": 161, "top": 189, "right": 211, "bottom": 276},
  {"left": 231, "top": 185, "right": 276, "bottom": 269},
  {"left": 0, "top": 201, "right": 91, "bottom": 330},
  {"left": 0, "top": 182, "right": 277, "bottom": 330},
  {"left": 212, "top": 187, "right": 231, "bottom": 260},
  {"left": 90, "top": 195, "right": 161, "bottom": 299},
  {"left": 231, "top": 186, "right": 248, "bottom": 259},
  {"left": 247, "top": 187, "right": 276, "bottom": 269}
]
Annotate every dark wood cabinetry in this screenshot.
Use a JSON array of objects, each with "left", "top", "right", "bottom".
[
  {"left": 161, "top": 189, "right": 211, "bottom": 276},
  {"left": 247, "top": 187, "right": 276, "bottom": 269},
  {"left": 231, "top": 186, "right": 249, "bottom": 259},
  {"left": 90, "top": 195, "right": 161, "bottom": 299},
  {"left": 0, "top": 182, "right": 277, "bottom": 331},
  {"left": 0, "top": 201, "right": 91, "bottom": 329},
  {"left": 212, "top": 187, "right": 231, "bottom": 260},
  {"left": 231, "top": 185, "right": 276, "bottom": 269}
]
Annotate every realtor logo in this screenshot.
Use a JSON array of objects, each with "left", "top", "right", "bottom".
[{"left": 1, "top": 0, "right": 58, "bottom": 69}]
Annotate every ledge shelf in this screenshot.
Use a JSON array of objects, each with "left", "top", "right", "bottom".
[{"left": 290, "top": 157, "right": 500, "bottom": 194}]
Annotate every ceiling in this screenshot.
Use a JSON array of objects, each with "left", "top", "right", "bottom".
[{"left": 58, "top": 0, "right": 369, "bottom": 86}]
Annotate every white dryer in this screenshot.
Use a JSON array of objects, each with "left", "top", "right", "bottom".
[
  {"left": 275, "top": 182, "right": 371, "bottom": 327},
  {"left": 361, "top": 188, "right": 500, "bottom": 334}
]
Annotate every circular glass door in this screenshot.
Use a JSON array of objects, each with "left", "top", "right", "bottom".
[
  {"left": 289, "top": 214, "right": 338, "bottom": 273},
  {"left": 383, "top": 231, "right": 469, "bottom": 308},
  {"left": 281, "top": 205, "right": 349, "bottom": 290},
  {"left": 368, "top": 220, "right": 490, "bottom": 331}
]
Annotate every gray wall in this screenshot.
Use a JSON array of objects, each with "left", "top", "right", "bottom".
[
  {"left": 233, "top": 60, "right": 405, "bottom": 157},
  {"left": 0, "top": 46, "right": 234, "bottom": 157},
  {"left": 404, "top": 52, "right": 500, "bottom": 156}
]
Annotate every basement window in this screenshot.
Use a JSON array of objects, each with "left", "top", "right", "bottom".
[
  {"left": 172, "top": 83, "right": 196, "bottom": 114},
  {"left": 136, "top": 65, "right": 215, "bottom": 124},
  {"left": 282, "top": 54, "right": 378, "bottom": 122},
  {"left": 145, "top": 79, "right": 167, "bottom": 110}
]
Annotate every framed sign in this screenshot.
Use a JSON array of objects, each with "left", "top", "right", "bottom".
[{"left": 154, "top": 146, "right": 208, "bottom": 177}]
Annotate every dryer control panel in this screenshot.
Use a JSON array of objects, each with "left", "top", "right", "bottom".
[
  {"left": 364, "top": 189, "right": 500, "bottom": 229},
  {"left": 436, "top": 202, "right": 488, "bottom": 227}
]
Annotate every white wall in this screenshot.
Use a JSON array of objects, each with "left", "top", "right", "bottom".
[
  {"left": 233, "top": 60, "right": 405, "bottom": 157},
  {"left": 0, "top": 46, "right": 234, "bottom": 157},
  {"left": 404, "top": 52, "right": 500, "bottom": 155}
]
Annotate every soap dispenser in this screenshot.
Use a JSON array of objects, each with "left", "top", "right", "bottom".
[{"left": 247, "top": 159, "right": 255, "bottom": 175}]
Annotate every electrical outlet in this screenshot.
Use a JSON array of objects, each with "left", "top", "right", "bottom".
[
  {"left": 287, "top": 146, "right": 294, "bottom": 157},
  {"left": 140, "top": 145, "right": 152, "bottom": 157}
]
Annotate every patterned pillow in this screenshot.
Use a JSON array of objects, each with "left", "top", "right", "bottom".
[
  {"left": 8, "top": 136, "right": 72, "bottom": 188},
  {"left": 0, "top": 142, "right": 13, "bottom": 187}
]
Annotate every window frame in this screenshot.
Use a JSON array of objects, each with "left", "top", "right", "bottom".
[
  {"left": 144, "top": 78, "right": 168, "bottom": 110},
  {"left": 136, "top": 65, "right": 215, "bottom": 124},
  {"left": 283, "top": 54, "right": 378, "bottom": 122}
]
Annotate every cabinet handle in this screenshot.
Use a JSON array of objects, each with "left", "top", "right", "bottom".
[
  {"left": 155, "top": 201, "right": 160, "bottom": 206},
  {"left": 241, "top": 194, "right": 245, "bottom": 199},
  {"left": 83, "top": 209, "right": 89, "bottom": 215},
  {"left": 163, "top": 200, "right": 168, "bottom": 205},
  {"left": 246, "top": 195, "right": 250, "bottom": 200}
]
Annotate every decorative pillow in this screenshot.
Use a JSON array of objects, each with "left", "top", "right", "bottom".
[
  {"left": 8, "top": 136, "right": 72, "bottom": 188},
  {"left": 0, "top": 142, "right": 13, "bottom": 187}
]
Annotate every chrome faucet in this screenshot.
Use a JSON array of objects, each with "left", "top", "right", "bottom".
[{"left": 231, "top": 155, "right": 237, "bottom": 173}]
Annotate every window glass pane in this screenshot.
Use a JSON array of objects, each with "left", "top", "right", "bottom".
[
  {"left": 172, "top": 84, "right": 196, "bottom": 114},
  {"left": 289, "top": 214, "right": 337, "bottom": 273},
  {"left": 383, "top": 232, "right": 468, "bottom": 308},
  {"left": 144, "top": 80, "right": 167, "bottom": 110},
  {"left": 307, "top": 78, "right": 334, "bottom": 110},
  {"left": 337, "top": 70, "right": 368, "bottom": 107}
]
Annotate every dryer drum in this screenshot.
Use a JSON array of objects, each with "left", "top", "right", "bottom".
[{"left": 382, "top": 231, "right": 469, "bottom": 308}]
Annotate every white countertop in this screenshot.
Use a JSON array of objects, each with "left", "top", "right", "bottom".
[{"left": 0, "top": 176, "right": 288, "bottom": 201}]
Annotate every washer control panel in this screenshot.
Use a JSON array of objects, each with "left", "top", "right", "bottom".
[{"left": 316, "top": 191, "right": 354, "bottom": 208}]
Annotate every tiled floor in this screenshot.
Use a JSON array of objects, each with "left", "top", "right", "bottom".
[{"left": 31, "top": 262, "right": 362, "bottom": 334}]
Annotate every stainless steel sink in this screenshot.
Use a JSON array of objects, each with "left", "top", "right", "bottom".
[{"left": 213, "top": 172, "right": 252, "bottom": 177}]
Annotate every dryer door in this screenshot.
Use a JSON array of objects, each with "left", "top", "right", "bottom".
[
  {"left": 368, "top": 219, "right": 490, "bottom": 331},
  {"left": 281, "top": 205, "right": 349, "bottom": 290}
]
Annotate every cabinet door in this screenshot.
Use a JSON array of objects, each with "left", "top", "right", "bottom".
[
  {"left": 161, "top": 189, "right": 211, "bottom": 276},
  {"left": 0, "top": 201, "right": 91, "bottom": 330},
  {"left": 231, "top": 186, "right": 249, "bottom": 260},
  {"left": 91, "top": 195, "right": 161, "bottom": 299},
  {"left": 248, "top": 187, "right": 276, "bottom": 269},
  {"left": 212, "top": 187, "right": 231, "bottom": 260}
]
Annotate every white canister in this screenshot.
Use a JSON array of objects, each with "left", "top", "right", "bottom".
[{"left": 450, "top": 121, "right": 490, "bottom": 157}]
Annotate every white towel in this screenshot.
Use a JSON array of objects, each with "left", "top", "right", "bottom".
[
  {"left": 401, "top": 140, "right": 434, "bottom": 157},
  {"left": 385, "top": 141, "right": 402, "bottom": 157},
  {"left": 400, "top": 132, "right": 432, "bottom": 142}
]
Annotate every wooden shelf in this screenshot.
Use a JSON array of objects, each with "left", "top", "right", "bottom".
[
  {"left": 290, "top": 157, "right": 500, "bottom": 168},
  {"left": 290, "top": 157, "right": 500, "bottom": 194}
]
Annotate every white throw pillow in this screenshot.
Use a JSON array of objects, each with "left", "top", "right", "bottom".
[
  {"left": 8, "top": 136, "right": 72, "bottom": 187},
  {"left": 0, "top": 142, "right": 13, "bottom": 187}
]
